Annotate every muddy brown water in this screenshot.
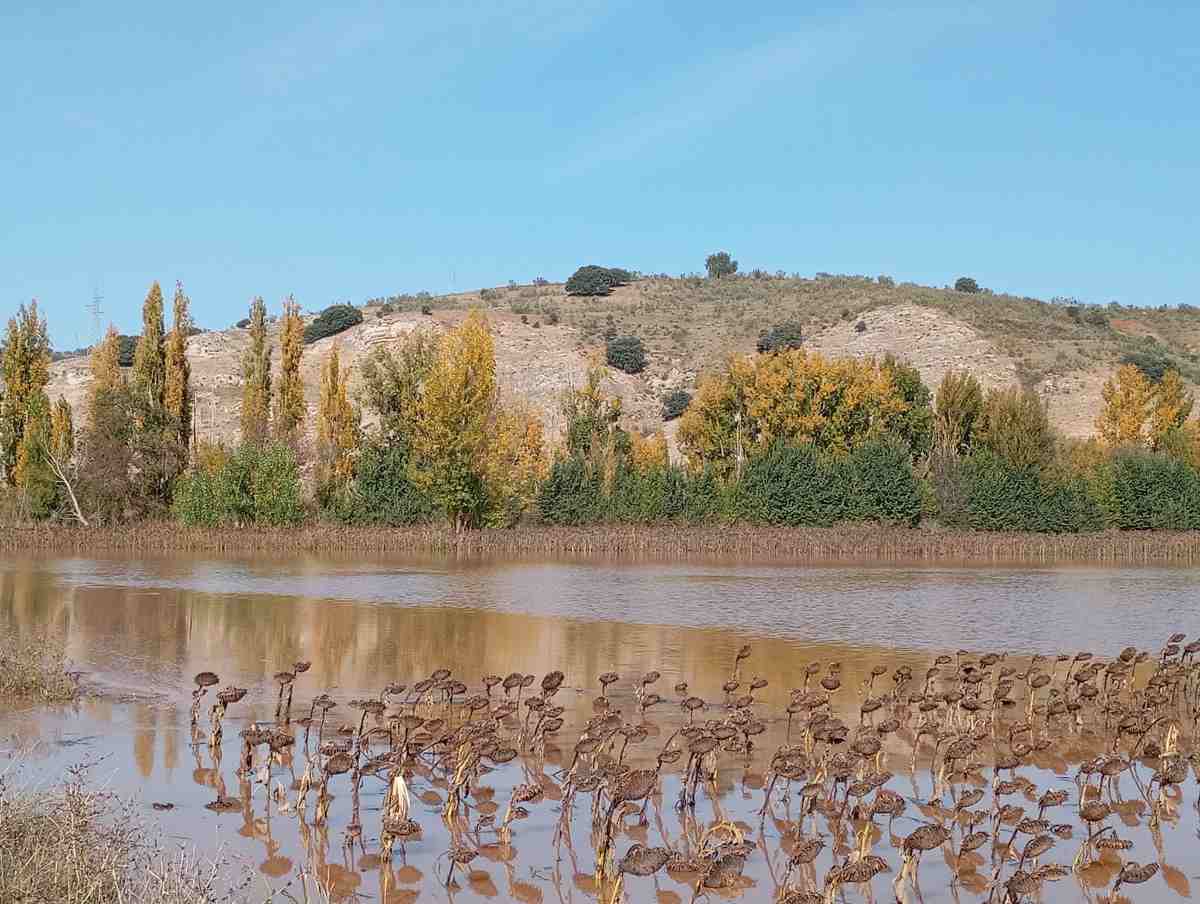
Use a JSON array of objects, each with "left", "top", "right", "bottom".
[{"left": 2, "top": 553, "right": 1198, "bottom": 903}]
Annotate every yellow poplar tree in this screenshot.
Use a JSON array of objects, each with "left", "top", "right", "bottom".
[
  {"left": 1096, "top": 364, "right": 1155, "bottom": 447},
  {"left": 316, "top": 343, "right": 360, "bottom": 490},
  {"left": 89, "top": 326, "right": 124, "bottom": 407},
  {"left": 481, "top": 404, "right": 550, "bottom": 527},
  {"left": 131, "top": 281, "right": 166, "bottom": 411},
  {"left": 273, "top": 295, "right": 306, "bottom": 442},
  {"left": 1, "top": 301, "right": 51, "bottom": 485},
  {"left": 678, "top": 349, "right": 910, "bottom": 475},
  {"left": 410, "top": 311, "right": 498, "bottom": 530},
  {"left": 163, "top": 282, "right": 193, "bottom": 450},
  {"left": 50, "top": 396, "right": 74, "bottom": 463},
  {"left": 1149, "top": 369, "right": 1194, "bottom": 449},
  {"left": 240, "top": 297, "right": 273, "bottom": 445}
]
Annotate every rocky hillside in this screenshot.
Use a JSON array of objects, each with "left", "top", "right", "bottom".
[{"left": 46, "top": 275, "right": 1200, "bottom": 448}]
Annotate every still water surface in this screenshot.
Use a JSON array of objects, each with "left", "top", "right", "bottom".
[{"left": 2, "top": 554, "right": 1198, "bottom": 903}]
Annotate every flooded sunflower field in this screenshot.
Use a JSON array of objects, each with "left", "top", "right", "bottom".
[{"left": 2, "top": 553, "right": 1198, "bottom": 904}]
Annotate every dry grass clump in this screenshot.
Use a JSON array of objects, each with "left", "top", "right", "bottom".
[
  {"left": 0, "top": 768, "right": 231, "bottom": 904},
  {"left": 0, "top": 634, "right": 78, "bottom": 702}
]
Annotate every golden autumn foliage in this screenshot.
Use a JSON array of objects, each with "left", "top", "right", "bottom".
[
  {"left": 88, "top": 327, "right": 123, "bottom": 411},
  {"left": 316, "top": 343, "right": 360, "bottom": 490},
  {"left": 1097, "top": 364, "right": 1194, "bottom": 449},
  {"left": 1149, "top": 369, "right": 1194, "bottom": 447},
  {"left": 240, "top": 297, "right": 272, "bottom": 445},
  {"left": 408, "top": 311, "right": 548, "bottom": 529},
  {"left": 677, "top": 349, "right": 911, "bottom": 476},
  {"left": 480, "top": 405, "right": 550, "bottom": 527},
  {"left": 631, "top": 431, "right": 669, "bottom": 472},
  {"left": 933, "top": 370, "right": 983, "bottom": 455},
  {"left": 273, "top": 296, "right": 306, "bottom": 442},
  {"left": 163, "top": 282, "right": 192, "bottom": 449},
  {"left": 50, "top": 396, "right": 74, "bottom": 464}
]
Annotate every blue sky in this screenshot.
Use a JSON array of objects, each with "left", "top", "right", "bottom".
[{"left": 2, "top": 1, "right": 1197, "bottom": 347}]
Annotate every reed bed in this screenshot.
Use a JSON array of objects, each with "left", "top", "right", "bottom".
[
  {"left": 0, "top": 634, "right": 78, "bottom": 702},
  {"left": 5, "top": 522, "right": 1200, "bottom": 563}
]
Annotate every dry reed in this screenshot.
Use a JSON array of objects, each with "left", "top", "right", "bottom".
[
  {"left": 0, "top": 767, "right": 330, "bottom": 904},
  {"left": 4, "top": 522, "right": 1200, "bottom": 564},
  {"left": 0, "top": 633, "right": 78, "bottom": 702}
]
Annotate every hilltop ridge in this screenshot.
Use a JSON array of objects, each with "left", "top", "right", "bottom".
[{"left": 45, "top": 274, "right": 1200, "bottom": 448}]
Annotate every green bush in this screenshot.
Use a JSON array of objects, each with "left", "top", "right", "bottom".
[
  {"left": 834, "top": 439, "right": 923, "bottom": 526},
  {"left": 1108, "top": 450, "right": 1200, "bottom": 530},
  {"left": 329, "top": 442, "right": 434, "bottom": 525},
  {"left": 1119, "top": 347, "right": 1173, "bottom": 383},
  {"left": 952, "top": 451, "right": 1103, "bottom": 533},
  {"left": 538, "top": 456, "right": 604, "bottom": 524},
  {"left": 565, "top": 266, "right": 615, "bottom": 297},
  {"left": 173, "top": 442, "right": 303, "bottom": 527},
  {"left": 303, "top": 304, "right": 363, "bottom": 344},
  {"left": 661, "top": 390, "right": 692, "bottom": 421},
  {"left": 606, "top": 336, "right": 646, "bottom": 374},
  {"left": 756, "top": 321, "right": 803, "bottom": 353},
  {"left": 954, "top": 277, "right": 980, "bottom": 294},
  {"left": 737, "top": 443, "right": 842, "bottom": 526}
]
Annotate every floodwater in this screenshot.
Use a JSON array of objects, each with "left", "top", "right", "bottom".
[{"left": 2, "top": 553, "right": 1198, "bottom": 903}]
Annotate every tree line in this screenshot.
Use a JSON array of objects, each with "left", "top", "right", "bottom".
[{"left": 4, "top": 285, "right": 1200, "bottom": 533}]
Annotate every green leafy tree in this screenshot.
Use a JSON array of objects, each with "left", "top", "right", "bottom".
[
  {"left": 359, "top": 329, "right": 438, "bottom": 442},
  {"left": 0, "top": 301, "right": 51, "bottom": 485},
  {"left": 933, "top": 370, "right": 983, "bottom": 455},
  {"left": 565, "top": 265, "right": 615, "bottom": 297},
  {"left": 131, "top": 282, "right": 166, "bottom": 410},
  {"left": 881, "top": 355, "right": 934, "bottom": 459},
  {"left": 303, "top": 303, "right": 363, "bottom": 344},
  {"left": 705, "top": 251, "right": 738, "bottom": 279},
  {"left": 975, "top": 385, "right": 1055, "bottom": 470},
  {"left": 954, "top": 276, "right": 980, "bottom": 293}
]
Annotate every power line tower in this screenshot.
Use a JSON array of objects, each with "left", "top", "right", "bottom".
[{"left": 86, "top": 288, "right": 104, "bottom": 346}]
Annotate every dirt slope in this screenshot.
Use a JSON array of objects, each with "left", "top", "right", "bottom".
[{"left": 45, "top": 276, "right": 1200, "bottom": 445}]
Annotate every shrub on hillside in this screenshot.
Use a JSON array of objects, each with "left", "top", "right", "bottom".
[
  {"left": 565, "top": 266, "right": 615, "bottom": 296},
  {"left": 705, "top": 251, "right": 738, "bottom": 279},
  {"left": 606, "top": 335, "right": 646, "bottom": 374},
  {"left": 661, "top": 389, "right": 692, "bottom": 421},
  {"left": 756, "top": 321, "right": 803, "bottom": 353},
  {"left": 303, "top": 304, "right": 363, "bottom": 344},
  {"left": 954, "top": 277, "right": 980, "bottom": 294},
  {"left": 1120, "top": 347, "right": 1173, "bottom": 383}
]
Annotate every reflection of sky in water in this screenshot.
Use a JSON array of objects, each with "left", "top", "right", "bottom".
[{"left": 24, "top": 556, "right": 1200, "bottom": 657}]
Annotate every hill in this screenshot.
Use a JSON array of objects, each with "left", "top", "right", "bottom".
[{"left": 45, "top": 275, "right": 1200, "bottom": 450}]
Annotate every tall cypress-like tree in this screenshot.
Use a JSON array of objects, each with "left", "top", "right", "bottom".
[
  {"left": 163, "top": 282, "right": 193, "bottom": 452},
  {"left": 273, "top": 295, "right": 305, "bottom": 443},
  {"left": 132, "top": 282, "right": 166, "bottom": 411},
  {"left": 240, "top": 297, "right": 272, "bottom": 445},
  {"left": 316, "top": 342, "right": 360, "bottom": 497},
  {"left": 79, "top": 326, "right": 134, "bottom": 523},
  {"left": 0, "top": 301, "right": 51, "bottom": 485}
]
